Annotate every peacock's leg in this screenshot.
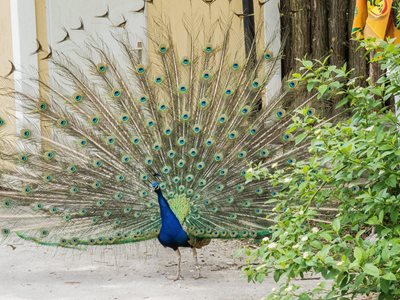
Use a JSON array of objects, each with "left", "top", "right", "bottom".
[
  {"left": 192, "top": 247, "right": 206, "bottom": 279},
  {"left": 172, "top": 248, "right": 184, "bottom": 281}
]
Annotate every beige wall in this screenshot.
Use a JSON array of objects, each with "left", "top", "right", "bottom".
[
  {"left": 0, "top": 0, "right": 15, "bottom": 143},
  {"left": 0, "top": 0, "right": 266, "bottom": 148},
  {"left": 147, "top": 0, "right": 264, "bottom": 59},
  {"left": 35, "top": 0, "right": 51, "bottom": 142}
]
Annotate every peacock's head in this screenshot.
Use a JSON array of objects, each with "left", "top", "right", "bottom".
[{"left": 152, "top": 181, "right": 160, "bottom": 192}]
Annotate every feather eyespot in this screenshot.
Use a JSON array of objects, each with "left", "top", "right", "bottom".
[
  {"left": 217, "top": 114, "right": 227, "bottom": 124},
  {"left": 199, "top": 98, "right": 208, "bottom": 108},
  {"left": 249, "top": 127, "right": 257, "bottom": 135},
  {"left": 159, "top": 103, "right": 168, "bottom": 111},
  {"left": 264, "top": 50, "right": 273, "bottom": 60},
  {"left": 146, "top": 119, "right": 155, "bottom": 128},
  {"left": 164, "top": 128, "right": 172, "bottom": 136},
  {"left": 119, "top": 115, "right": 129, "bottom": 123},
  {"left": 135, "top": 64, "right": 146, "bottom": 74},
  {"left": 56, "top": 118, "right": 68, "bottom": 128},
  {"left": 112, "top": 88, "right": 122, "bottom": 98},
  {"left": 44, "top": 151, "right": 55, "bottom": 160},
  {"left": 138, "top": 96, "right": 148, "bottom": 103},
  {"left": 1, "top": 228, "right": 10, "bottom": 237},
  {"left": 275, "top": 109, "right": 286, "bottom": 119},
  {"left": 20, "top": 129, "right": 31, "bottom": 138},
  {"left": 96, "top": 63, "right": 107, "bottom": 74},
  {"left": 219, "top": 168, "right": 228, "bottom": 176},
  {"left": 259, "top": 149, "right": 269, "bottom": 158},
  {"left": 178, "top": 84, "right": 188, "bottom": 94},
  {"left": 189, "top": 148, "right": 198, "bottom": 157},
  {"left": 306, "top": 108, "right": 316, "bottom": 116},
  {"left": 167, "top": 150, "right": 176, "bottom": 158},
  {"left": 203, "top": 44, "right": 213, "bottom": 53},
  {"left": 288, "top": 80, "right": 298, "bottom": 89},
  {"left": 131, "top": 136, "right": 141, "bottom": 144},
  {"left": 145, "top": 157, "right": 153, "bottom": 165},
  {"left": 18, "top": 154, "right": 28, "bottom": 163},
  {"left": 237, "top": 151, "right": 247, "bottom": 159},
  {"left": 91, "top": 116, "right": 100, "bottom": 125},
  {"left": 228, "top": 131, "right": 238, "bottom": 140},
  {"left": 80, "top": 138, "right": 88, "bottom": 146},
  {"left": 193, "top": 125, "right": 202, "bottom": 133},
  {"left": 159, "top": 44, "right": 169, "bottom": 54},
  {"left": 154, "top": 75, "right": 164, "bottom": 84},
  {"left": 162, "top": 166, "right": 171, "bottom": 174},
  {"left": 201, "top": 70, "right": 211, "bottom": 80},
  {"left": 251, "top": 79, "right": 261, "bottom": 89},
  {"left": 196, "top": 162, "right": 205, "bottom": 170},
  {"left": 282, "top": 133, "right": 293, "bottom": 142},
  {"left": 181, "top": 57, "right": 190, "bottom": 66},
  {"left": 3, "top": 199, "right": 12, "bottom": 208},
  {"left": 214, "top": 153, "right": 223, "bottom": 161},
  {"left": 106, "top": 136, "right": 115, "bottom": 145},
  {"left": 37, "top": 102, "right": 48, "bottom": 111},
  {"left": 224, "top": 87, "right": 233, "bottom": 96},
  {"left": 72, "top": 92, "right": 84, "bottom": 103},
  {"left": 240, "top": 105, "right": 251, "bottom": 116},
  {"left": 177, "top": 160, "right": 185, "bottom": 168},
  {"left": 153, "top": 143, "right": 161, "bottom": 151},
  {"left": 177, "top": 137, "right": 186, "bottom": 146}
]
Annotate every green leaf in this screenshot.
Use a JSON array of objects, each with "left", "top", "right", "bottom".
[
  {"left": 303, "top": 60, "right": 313, "bottom": 69},
  {"left": 273, "top": 270, "right": 282, "bottom": 283},
  {"left": 317, "top": 85, "right": 328, "bottom": 98},
  {"left": 307, "top": 84, "right": 316, "bottom": 95},
  {"left": 354, "top": 247, "right": 364, "bottom": 263},
  {"left": 310, "top": 240, "right": 322, "bottom": 250},
  {"left": 320, "top": 232, "right": 332, "bottom": 242},
  {"left": 366, "top": 215, "right": 380, "bottom": 225},
  {"left": 379, "top": 210, "right": 384, "bottom": 223},
  {"left": 336, "top": 97, "right": 349, "bottom": 108},
  {"left": 380, "top": 278, "right": 390, "bottom": 294},
  {"left": 363, "top": 263, "right": 380, "bottom": 277},
  {"left": 385, "top": 174, "right": 397, "bottom": 188},
  {"left": 299, "top": 294, "right": 311, "bottom": 300},
  {"left": 340, "top": 142, "right": 353, "bottom": 154},
  {"left": 295, "top": 133, "right": 307, "bottom": 145},
  {"left": 382, "top": 272, "right": 396, "bottom": 281},
  {"left": 332, "top": 218, "right": 341, "bottom": 233}
]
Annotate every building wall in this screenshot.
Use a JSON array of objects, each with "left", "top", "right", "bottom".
[{"left": 0, "top": 0, "right": 15, "bottom": 144}]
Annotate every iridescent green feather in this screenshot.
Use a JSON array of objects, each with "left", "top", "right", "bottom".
[{"left": 0, "top": 12, "right": 315, "bottom": 247}]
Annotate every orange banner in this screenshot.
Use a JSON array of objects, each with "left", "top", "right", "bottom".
[{"left": 352, "top": 0, "right": 400, "bottom": 43}]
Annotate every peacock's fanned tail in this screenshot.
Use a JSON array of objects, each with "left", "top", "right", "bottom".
[{"left": 0, "top": 14, "right": 311, "bottom": 247}]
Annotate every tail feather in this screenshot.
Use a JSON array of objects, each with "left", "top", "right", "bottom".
[{"left": 0, "top": 12, "right": 315, "bottom": 246}]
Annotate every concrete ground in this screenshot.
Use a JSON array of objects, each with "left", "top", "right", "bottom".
[{"left": 0, "top": 239, "right": 322, "bottom": 300}]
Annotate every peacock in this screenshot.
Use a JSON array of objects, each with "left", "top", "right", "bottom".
[{"left": 0, "top": 7, "right": 314, "bottom": 280}]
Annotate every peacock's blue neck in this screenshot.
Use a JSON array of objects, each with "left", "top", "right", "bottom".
[
  {"left": 156, "top": 190, "right": 171, "bottom": 218},
  {"left": 155, "top": 189, "right": 190, "bottom": 249}
]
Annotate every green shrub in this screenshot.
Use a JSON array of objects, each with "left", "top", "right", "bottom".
[{"left": 244, "top": 41, "right": 400, "bottom": 299}]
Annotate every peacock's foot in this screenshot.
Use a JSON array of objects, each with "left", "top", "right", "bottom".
[
  {"left": 169, "top": 274, "right": 184, "bottom": 281},
  {"left": 194, "top": 274, "right": 207, "bottom": 280}
]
